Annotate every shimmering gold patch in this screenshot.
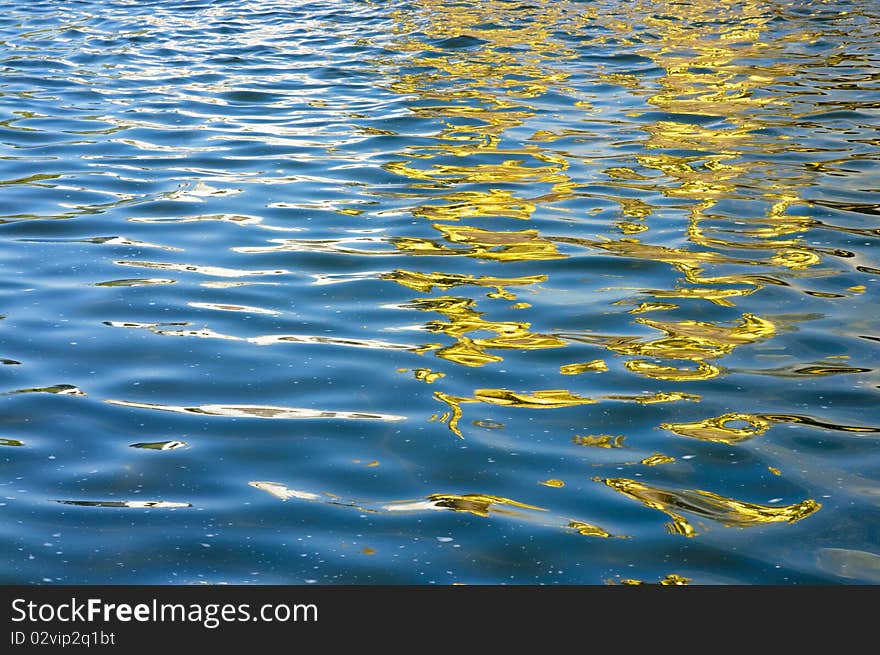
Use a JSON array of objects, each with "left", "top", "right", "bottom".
[
  {"left": 662, "top": 413, "right": 771, "bottom": 443},
  {"left": 574, "top": 434, "right": 627, "bottom": 449},
  {"left": 624, "top": 359, "right": 720, "bottom": 381},
  {"left": 639, "top": 454, "right": 675, "bottom": 466},
  {"left": 617, "top": 221, "right": 649, "bottom": 234},
  {"left": 615, "top": 574, "right": 690, "bottom": 586},
  {"left": 628, "top": 302, "right": 678, "bottom": 314},
  {"left": 641, "top": 286, "right": 756, "bottom": 306},
  {"left": 382, "top": 269, "right": 545, "bottom": 293},
  {"left": 600, "top": 477, "right": 821, "bottom": 537},
  {"left": 412, "top": 189, "right": 535, "bottom": 221},
  {"left": 567, "top": 521, "right": 612, "bottom": 538},
  {"left": 604, "top": 313, "right": 776, "bottom": 361},
  {"left": 404, "top": 295, "right": 565, "bottom": 367},
  {"left": 793, "top": 366, "right": 871, "bottom": 376},
  {"left": 434, "top": 389, "right": 597, "bottom": 437},
  {"left": 560, "top": 360, "right": 608, "bottom": 375},
  {"left": 771, "top": 249, "right": 820, "bottom": 269},
  {"left": 393, "top": 224, "right": 565, "bottom": 262},
  {"left": 414, "top": 368, "right": 445, "bottom": 383}
]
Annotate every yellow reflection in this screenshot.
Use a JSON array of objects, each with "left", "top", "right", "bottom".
[
  {"left": 567, "top": 521, "right": 612, "bottom": 538},
  {"left": 616, "top": 574, "right": 691, "bottom": 586},
  {"left": 662, "top": 412, "right": 771, "bottom": 443},
  {"left": 560, "top": 360, "right": 608, "bottom": 375},
  {"left": 604, "top": 313, "right": 775, "bottom": 361},
  {"left": 435, "top": 388, "right": 596, "bottom": 437},
  {"left": 638, "top": 286, "right": 757, "bottom": 307},
  {"left": 412, "top": 189, "right": 536, "bottom": 221},
  {"left": 617, "top": 221, "right": 649, "bottom": 235},
  {"left": 573, "top": 434, "right": 627, "bottom": 449},
  {"left": 385, "top": 152, "right": 568, "bottom": 185},
  {"left": 413, "top": 368, "right": 445, "bottom": 384},
  {"left": 394, "top": 224, "right": 564, "bottom": 262},
  {"left": 600, "top": 477, "right": 821, "bottom": 537},
  {"left": 639, "top": 454, "right": 675, "bottom": 466},
  {"left": 382, "top": 269, "right": 545, "bottom": 294},
  {"left": 403, "top": 294, "right": 565, "bottom": 368},
  {"left": 624, "top": 359, "right": 721, "bottom": 381},
  {"left": 406, "top": 493, "right": 546, "bottom": 518},
  {"left": 377, "top": 0, "right": 579, "bottom": 386},
  {"left": 627, "top": 0, "right": 833, "bottom": 287}
]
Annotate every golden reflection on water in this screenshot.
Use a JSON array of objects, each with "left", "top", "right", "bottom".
[
  {"left": 367, "top": 0, "right": 844, "bottom": 553},
  {"left": 567, "top": 521, "right": 612, "bottom": 538},
  {"left": 573, "top": 435, "right": 627, "bottom": 449},
  {"left": 615, "top": 574, "right": 691, "bottom": 586},
  {"left": 637, "top": 454, "right": 676, "bottom": 467},
  {"left": 663, "top": 411, "right": 880, "bottom": 444},
  {"left": 393, "top": 224, "right": 565, "bottom": 261},
  {"left": 400, "top": 294, "right": 565, "bottom": 367},
  {"left": 434, "top": 388, "right": 598, "bottom": 437},
  {"left": 375, "top": 0, "right": 583, "bottom": 384},
  {"left": 600, "top": 477, "right": 821, "bottom": 537},
  {"left": 560, "top": 360, "right": 608, "bottom": 375},
  {"left": 382, "top": 269, "right": 546, "bottom": 294},
  {"left": 662, "top": 413, "right": 771, "bottom": 444}
]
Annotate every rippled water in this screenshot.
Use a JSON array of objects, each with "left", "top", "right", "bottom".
[{"left": 1, "top": 0, "right": 878, "bottom": 585}]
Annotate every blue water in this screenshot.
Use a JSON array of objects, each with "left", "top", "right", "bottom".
[{"left": 1, "top": 0, "right": 879, "bottom": 585}]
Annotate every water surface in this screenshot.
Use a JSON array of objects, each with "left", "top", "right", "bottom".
[{"left": 1, "top": 0, "right": 879, "bottom": 585}]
